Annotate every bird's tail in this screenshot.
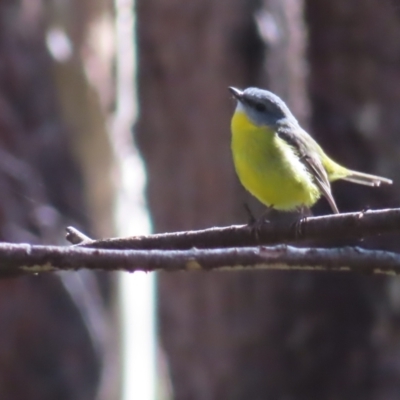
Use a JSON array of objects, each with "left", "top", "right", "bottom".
[{"left": 342, "top": 170, "right": 393, "bottom": 187}]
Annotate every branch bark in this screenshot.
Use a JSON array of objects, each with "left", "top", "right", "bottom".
[
  {"left": 73, "top": 207, "right": 400, "bottom": 250},
  {"left": 1, "top": 242, "right": 400, "bottom": 278},
  {"left": 0, "top": 207, "right": 396, "bottom": 279}
]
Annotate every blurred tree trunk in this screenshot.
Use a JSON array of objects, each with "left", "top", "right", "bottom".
[
  {"left": 306, "top": 1, "right": 400, "bottom": 399},
  {"left": 0, "top": 1, "right": 117, "bottom": 399},
  {"left": 137, "top": 0, "right": 400, "bottom": 399}
]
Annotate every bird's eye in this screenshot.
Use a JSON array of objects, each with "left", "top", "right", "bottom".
[{"left": 255, "top": 102, "right": 266, "bottom": 112}]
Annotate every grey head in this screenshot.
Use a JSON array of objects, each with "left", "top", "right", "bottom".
[{"left": 228, "top": 87, "right": 297, "bottom": 128}]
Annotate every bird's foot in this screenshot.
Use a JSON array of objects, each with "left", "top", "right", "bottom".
[
  {"left": 243, "top": 203, "right": 257, "bottom": 225},
  {"left": 244, "top": 205, "right": 274, "bottom": 240},
  {"left": 291, "top": 206, "right": 312, "bottom": 238}
]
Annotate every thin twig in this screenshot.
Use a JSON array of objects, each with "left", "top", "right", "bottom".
[
  {"left": 1, "top": 242, "right": 400, "bottom": 278},
  {"left": 66, "top": 226, "right": 92, "bottom": 245}
]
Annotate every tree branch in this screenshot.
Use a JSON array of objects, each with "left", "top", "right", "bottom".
[
  {"left": 0, "top": 242, "right": 400, "bottom": 278},
  {"left": 7, "top": 208, "right": 398, "bottom": 276},
  {"left": 72, "top": 208, "right": 400, "bottom": 250},
  {"left": 0, "top": 207, "right": 398, "bottom": 279}
]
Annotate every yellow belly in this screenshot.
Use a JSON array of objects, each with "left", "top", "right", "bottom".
[{"left": 231, "top": 111, "right": 321, "bottom": 210}]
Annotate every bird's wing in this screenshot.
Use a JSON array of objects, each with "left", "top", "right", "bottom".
[{"left": 277, "top": 126, "right": 339, "bottom": 214}]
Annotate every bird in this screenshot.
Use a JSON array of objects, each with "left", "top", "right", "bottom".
[{"left": 229, "top": 86, "right": 392, "bottom": 214}]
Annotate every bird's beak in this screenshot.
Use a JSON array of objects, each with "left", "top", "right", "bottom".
[{"left": 228, "top": 87, "right": 243, "bottom": 101}]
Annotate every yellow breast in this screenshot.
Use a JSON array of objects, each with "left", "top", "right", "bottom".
[{"left": 231, "top": 111, "right": 320, "bottom": 210}]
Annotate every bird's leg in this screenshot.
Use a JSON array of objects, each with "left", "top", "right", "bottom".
[
  {"left": 296, "top": 205, "right": 312, "bottom": 217},
  {"left": 243, "top": 203, "right": 257, "bottom": 225},
  {"left": 259, "top": 206, "right": 274, "bottom": 221},
  {"left": 244, "top": 203, "right": 274, "bottom": 224},
  {"left": 292, "top": 206, "right": 312, "bottom": 238},
  {"left": 245, "top": 205, "right": 274, "bottom": 241}
]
